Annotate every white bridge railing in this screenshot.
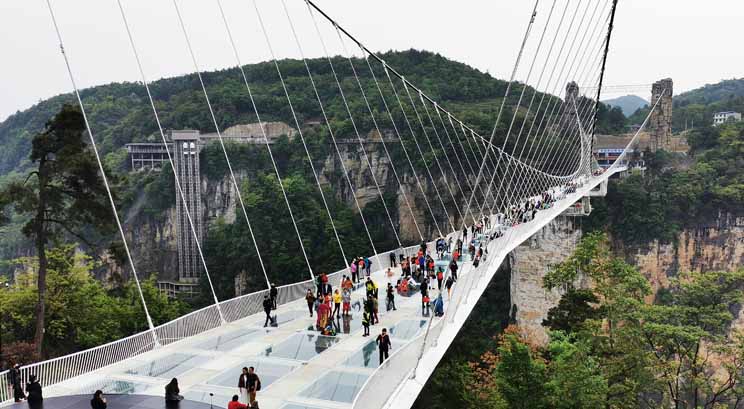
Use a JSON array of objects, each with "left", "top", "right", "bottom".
[
  {"left": 0, "top": 171, "right": 623, "bottom": 406},
  {"left": 0, "top": 242, "right": 425, "bottom": 404}
]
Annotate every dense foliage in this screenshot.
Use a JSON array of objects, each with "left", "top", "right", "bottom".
[
  {"left": 0, "top": 105, "right": 120, "bottom": 355},
  {"left": 586, "top": 122, "right": 744, "bottom": 245},
  {"left": 0, "top": 245, "right": 188, "bottom": 364},
  {"left": 419, "top": 234, "right": 744, "bottom": 408}
]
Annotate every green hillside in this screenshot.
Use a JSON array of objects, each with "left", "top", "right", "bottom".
[
  {"left": 671, "top": 78, "right": 744, "bottom": 131},
  {"left": 0, "top": 49, "right": 626, "bottom": 179},
  {"left": 0, "top": 50, "right": 515, "bottom": 175}
]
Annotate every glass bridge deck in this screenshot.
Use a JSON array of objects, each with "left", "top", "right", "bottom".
[{"left": 33, "top": 172, "right": 618, "bottom": 409}]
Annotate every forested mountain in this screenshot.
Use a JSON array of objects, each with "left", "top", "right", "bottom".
[
  {"left": 0, "top": 49, "right": 625, "bottom": 178},
  {"left": 0, "top": 50, "right": 511, "bottom": 176},
  {"left": 625, "top": 78, "right": 744, "bottom": 131}
]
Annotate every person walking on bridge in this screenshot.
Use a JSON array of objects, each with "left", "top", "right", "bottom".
[
  {"left": 342, "top": 288, "right": 351, "bottom": 316},
  {"left": 450, "top": 259, "right": 459, "bottom": 282},
  {"left": 376, "top": 328, "right": 392, "bottom": 365},
  {"left": 332, "top": 289, "right": 342, "bottom": 318},
  {"left": 386, "top": 283, "right": 396, "bottom": 311},
  {"left": 269, "top": 283, "right": 278, "bottom": 310},
  {"left": 245, "top": 367, "right": 260, "bottom": 406},
  {"left": 364, "top": 256, "right": 372, "bottom": 277},
  {"left": 445, "top": 275, "right": 454, "bottom": 299},
  {"left": 262, "top": 295, "right": 273, "bottom": 327},
  {"left": 350, "top": 259, "right": 358, "bottom": 283},
  {"left": 10, "top": 363, "right": 24, "bottom": 402},
  {"left": 305, "top": 289, "right": 316, "bottom": 317}
]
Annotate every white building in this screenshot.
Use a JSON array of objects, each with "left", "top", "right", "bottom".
[{"left": 713, "top": 111, "right": 742, "bottom": 126}]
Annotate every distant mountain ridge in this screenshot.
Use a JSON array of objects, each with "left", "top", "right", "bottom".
[
  {"left": 671, "top": 78, "right": 744, "bottom": 131},
  {"left": 675, "top": 78, "right": 744, "bottom": 106},
  {"left": 602, "top": 94, "right": 648, "bottom": 117}
]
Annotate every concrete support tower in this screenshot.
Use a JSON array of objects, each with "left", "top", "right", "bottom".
[
  {"left": 649, "top": 78, "right": 673, "bottom": 150},
  {"left": 171, "top": 130, "right": 203, "bottom": 283}
]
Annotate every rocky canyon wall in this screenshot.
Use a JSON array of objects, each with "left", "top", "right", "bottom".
[{"left": 507, "top": 211, "right": 744, "bottom": 345}]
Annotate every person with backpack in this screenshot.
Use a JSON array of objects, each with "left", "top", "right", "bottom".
[
  {"left": 434, "top": 294, "right": 444, "bottom": 317},
  {"left": 372, "top": 296, "right": 379, "bottom": 325},
  {"left": 364, "top": 256, "right": 372, "bottom": 277},
  {"left": 436, "top": 268, "right": 444, "bottom": 291},
  {"left": 365, "top": 277, "right": 375, "bottom": 298},
  {"left": 421, "top": 280, "right": 430, "bottom": 315}
]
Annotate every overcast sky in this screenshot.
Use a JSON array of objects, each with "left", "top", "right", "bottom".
[{"left": 0, "top": 0, "right": 742, "bottom": 122}]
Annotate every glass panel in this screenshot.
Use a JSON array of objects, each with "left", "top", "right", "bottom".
[
  {"left": 343, "top": 341, "right": 381, "bottom": 368},
  {"left": 263, "top": 333, "right": 339, "bottom": 361},
  {"left": 389, "top": 320, "right": 427, "bottom": 340},
  {"left": 75, "top": 378, "right": 154, "bottom": 395},
  {"left": 300, "top": 370, "right": 369, "bottom": 403},
  {"left": 125, "top": 353, "right": 207, "bottom": 378},
  {"left": 195, "top": 327, "right": 262, "bottom": 352},
  {"left": 276, "top": 309, "right": 307, "bottom": 325},
  {"left": 182, "top": 390, "right": 235, "bottom": 406},
  {"left": 206, "top": 360, "right": 297, "bottom": 389}
]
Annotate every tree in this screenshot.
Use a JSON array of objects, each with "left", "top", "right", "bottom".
[
  {"left": 545, "top": 332, "right": 607, "bottom": 409},
  {"left": 642, "top": 270, "right": 744, "bottom": 408},
  {"left": 0, "top": 105, "right": 114, "bottom": 356},
  {"left": 543, "top": 233, "right": 656, "bottom": 408},
  {"left": 542, "top": 289, "right": 601, "bottom": 334},
  {"left": 0, "top": 246, "right": 188, "bottom": 360},
  {"left": 495, "top": 332, "right": 549, "bottom": 409}
]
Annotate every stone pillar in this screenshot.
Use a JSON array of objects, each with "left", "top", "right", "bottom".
[
  {"left": 171, "top": 130, "right": 203, "bottom": 284},
  {"left": 561, "top": 81, "right": 581, "bottom": 131},
  {"left": 649, "top": 78, "right": 673, "bottom": 151}
]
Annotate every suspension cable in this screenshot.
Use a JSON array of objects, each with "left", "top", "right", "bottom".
[
  {"left": 44, "top": 0, "right": 159, "bottom": 340},
  {"left": 334, "top": 29, "right": 424, "bottom": 242},
  {"left": 213, "top": 0, "right": 316, "bottom": 281},
  {"left": 171, "top": 0, "right": 271, "bottom": 291},
  {"left": 303, "top": 2, "right": 403, "bottom": 248},
  {"left": 462, "top": 0, "right": 540, "bottom": 227},
  {"left": 275, "top": 0, "right": 381, "bottom": 262},
  {"left": 116, "top": 0, "right": 227, "bottom": 323}
]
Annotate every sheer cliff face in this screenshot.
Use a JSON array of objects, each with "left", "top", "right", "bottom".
[
  {"left": 509, "top": 217, "right": 584, "bottom": 345},
  {"left": 125, "top": 142, "right": 460, "bottom": 282},
  {"left": 628, "top": 213, "right": 744, "bottom": 298},
  {"left": 508, "top": 212, "right": 744, "bottom": 345}
]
